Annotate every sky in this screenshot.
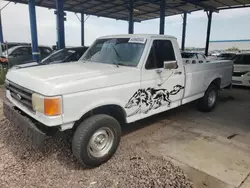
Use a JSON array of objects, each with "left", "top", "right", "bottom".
[{"left": 1, "top": 1, "right": 250, "bottom": 48}]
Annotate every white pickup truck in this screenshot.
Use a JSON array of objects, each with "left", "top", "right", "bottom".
[{"left": 4, "top": 34, "right": 233, "bottom": 167}]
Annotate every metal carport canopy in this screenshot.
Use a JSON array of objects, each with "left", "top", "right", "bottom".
[{"left": 6, "top": 0, "right": 250, "bottom": 22}]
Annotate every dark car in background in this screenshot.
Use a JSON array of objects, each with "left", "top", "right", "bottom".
[
  {"left": 12, "top": 46, "right": 89, "bottom": 69},
  {"left": 1, "top": 42, "right": 31, "bottom": 52},
  {"left": 216, "top": 53, "right": 236, "bottom": 60},
  {"left": 1, "top": 45, "right": 52, "bottom": 68}
]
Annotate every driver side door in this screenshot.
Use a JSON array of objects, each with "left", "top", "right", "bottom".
[{"left": 140, "top": 39, "right": 185, "bottom": 119}]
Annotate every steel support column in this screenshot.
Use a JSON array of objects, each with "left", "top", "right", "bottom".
[
  {"left": 205, "top": 11, "right": 213, "bottom": 56},
  {"left": 28, "top": 0, "right": 39, "bottom": 62},
  {"left": 56, "top": 0, "right": 65, "bottom": 49},
  {"left": 128, "top": 0, "right": 134, "bottom": 34},
  {"left": 0, "top": 12, "right": 3, "bottom": 43},
  {"left": 181, "top": 12, "right": 187, "bottom": 51},
  {"left": 81, "top": 13, "right": 84, "bottom": 46},
  {"left": 159, "top": 0, "right": 166, "bottom": 35}
]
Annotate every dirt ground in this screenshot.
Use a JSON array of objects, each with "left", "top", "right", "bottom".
[{"left": 0, "top": 88, "right": 193, "bottom": 188}]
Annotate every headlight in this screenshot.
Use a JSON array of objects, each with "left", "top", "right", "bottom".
[{"left": 32, "top": 93, "right": 62, "bottom": 116}]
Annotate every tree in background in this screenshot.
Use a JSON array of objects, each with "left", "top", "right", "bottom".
[{"left": 226, "top": 47, "right": 240, "bottom": 51}]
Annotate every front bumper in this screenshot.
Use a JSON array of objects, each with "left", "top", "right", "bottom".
[
  {"left": 232, "top": 76, "right": 250, "bottom": 87},
  {"left": 3, "top": 99, "right": 47, "bottom": 148}
]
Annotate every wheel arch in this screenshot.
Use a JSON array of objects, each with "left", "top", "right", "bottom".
[
  {"left": 208, "top": 77, "right": 221, "bottom": 89},
  {"left": 73, "top": 103, "right": 127, "bottom": 130}
]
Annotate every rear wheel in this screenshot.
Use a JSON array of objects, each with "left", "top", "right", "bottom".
[
  {"left": 197, "top": 84, "right": 218, "bottom": 112},
  {"left": 72, "top": 114, "right": 121, "bottom": 167}
]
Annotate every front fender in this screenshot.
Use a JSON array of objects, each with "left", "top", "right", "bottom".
[{"left": 62, "top": 93, "right": 128, "bottom": 124}]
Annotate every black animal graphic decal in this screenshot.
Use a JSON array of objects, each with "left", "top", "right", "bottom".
[{"left": 125, "top": 85, "right": 184, "bottom": 117}]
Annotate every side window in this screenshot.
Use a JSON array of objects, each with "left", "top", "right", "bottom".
[
  {"left": 12, "top": 47, "right": 31, "bottom": 56},
  {"left": 21, "top": 47, "right": 31, "bottom": 55},
  {"left": 11, "top": 49, "right": 22, "bottom": 56},
  {"left": 145, "top": 40, "right": 176, "bottom": 69},
  {"left": 145, "top": 47, "right": 156, "bottom": 69},
  {"left": 242, "top": 55, "right": 250, "bottom": 65}
]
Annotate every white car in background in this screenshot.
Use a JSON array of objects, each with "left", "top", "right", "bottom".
[{"left": 232, "top": 53, "right": 250, "bottom": 87}]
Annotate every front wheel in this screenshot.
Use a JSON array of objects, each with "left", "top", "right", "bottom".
[
  {"left": 72, "top": 114, "right": 121, "bottom": 167},
  {"left": 197, "top": 84, "right": 218, "bottom": 112}
]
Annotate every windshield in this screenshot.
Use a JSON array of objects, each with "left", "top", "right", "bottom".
[
  {"left": 81, "top": 38, "right": 146, "bottom": 67},
  {"left": 181, "top": 53, "right": 196, "bottom": 58},
  {"left": 2, "top": 47, "right": 17, "bottom": 56},
  {"left": 41, "top": 49, "right": 76, "bottom": 64}
]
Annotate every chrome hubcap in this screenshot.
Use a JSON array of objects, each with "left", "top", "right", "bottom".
[
  {"left": 208, "top": 90, "right": 216, "bottom": 107},
  {"left": 87, "top": 127, "right": 114, "bottom": 158}
]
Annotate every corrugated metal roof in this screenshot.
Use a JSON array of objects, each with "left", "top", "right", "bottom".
[{"left": 5, "top": 0, "right": 250, "bottom": 22}]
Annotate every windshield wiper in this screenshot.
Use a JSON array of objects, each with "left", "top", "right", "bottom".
[{"left": 112, "top": 45, "right": 122, "bottom": 68}]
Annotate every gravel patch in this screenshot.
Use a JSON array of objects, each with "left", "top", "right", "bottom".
[{"left": 0, "top": 99, "right": 193, "bottom": 188}]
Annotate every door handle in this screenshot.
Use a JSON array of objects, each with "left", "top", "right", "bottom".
[
  {"left": 156, "top": 69, "right": 162, "bottom": 74},
  {"left": 174, "top": 71, "right": 182, "bottom": 75}
]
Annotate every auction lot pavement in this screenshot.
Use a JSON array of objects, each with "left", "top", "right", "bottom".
[{"left": 0, "top": 87, "right": 249, "bottom": 188}]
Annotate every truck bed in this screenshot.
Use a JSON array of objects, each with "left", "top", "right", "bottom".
[{"left": 182, "top": 60, "right": 233, "bottom": 104}]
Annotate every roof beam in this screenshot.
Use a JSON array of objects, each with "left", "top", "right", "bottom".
[
  {"left": 120, "top": 8, "right": 175, "bottom": 20},
  {"left": 88, "top": 0, "right": 145, "bottom": 16},
  {"left": 233, "top": 0, "right": 245, "bottom": 4},
  {"left": 67, "top": 0, "right": 115, "bottom": 11},
  {"left": 182, "top": 0, "right": 219, "bottom": 12},
  {"left": 142, "top": 0, "right": 188, "bottom": 13},
  {"left": 213, "top": 0, "right": 230, "bottom": 7},
  {"left": 218, "top": 4, "right": 250, "bottom": 10},
  {"left": 90, "top": 0, "right": 187, "bottom": 18}
]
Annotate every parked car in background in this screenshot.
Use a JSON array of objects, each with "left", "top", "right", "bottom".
[
  {"left": 211, "top": 51, "right": 221, "bottom": 56},
  {"left": 4, "top": 34, "right": 233, "bottom": 167},
  {"left": 1, "top": 42, "right": 31, "bottom": 52},
  {"left": 1, "top": 45, "right": 52, "bottom": 68},
  {"left": 216, "top": 52, "right": 236, "bottom": 60},
  {"left": 12, "top": 46, "right": 89, "bottom": 69},
  {"left": 181, "top": 51, "right": 208, "bottom": 64},
  {"left": 232, "top": 53, "right": 250, "bottom": 87}
]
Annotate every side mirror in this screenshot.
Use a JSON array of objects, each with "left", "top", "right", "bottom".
[{"left": 163, "top": 61, "right": 178, "bottom": 69}]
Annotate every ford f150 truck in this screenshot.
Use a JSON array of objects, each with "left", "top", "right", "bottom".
[{"left": 4, "top": 34, "right": 233, "bottom": 167}]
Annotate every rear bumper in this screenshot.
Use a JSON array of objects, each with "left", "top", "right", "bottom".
[
  {"left": 232, "top": 77, "right": 250, "bottom": 87},
  {"left": 3, "top": 99, "right": 47, "bottom": 148}
]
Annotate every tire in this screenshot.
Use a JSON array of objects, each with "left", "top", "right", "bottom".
[
  {"left": 72, "top": 114, "right": 121, "bottom": 167},
  {"left": 197, "top": 84, "right": 218, "bottom": 112}
]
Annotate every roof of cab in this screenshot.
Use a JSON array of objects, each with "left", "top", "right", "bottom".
[{"left": 98, "top": 34, "right": 177, "bottom": 40}]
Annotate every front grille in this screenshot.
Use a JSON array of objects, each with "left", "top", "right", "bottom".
[
  {"left": 233, "top": 72, "right": 247, "bottom": 77},
  {"left": 6, "top": 81, "right": 34, "bottom": 112}
]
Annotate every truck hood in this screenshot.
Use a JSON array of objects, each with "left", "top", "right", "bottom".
[{"left": 6, "top": 61, "right": 140, "bottom": 96}]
